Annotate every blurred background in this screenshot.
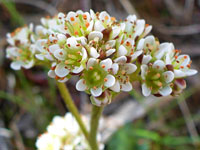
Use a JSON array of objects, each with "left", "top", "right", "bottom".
[{"left": 0, "top": 0, "right": 200, "bottom": 150}]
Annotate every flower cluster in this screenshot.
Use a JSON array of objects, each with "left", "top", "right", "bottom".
[
  {"left": 6, "top": 10, "right": 197, "bottom": 106},
  {"left": 36, "top": 113, "right": 104, "bottom": 150}
]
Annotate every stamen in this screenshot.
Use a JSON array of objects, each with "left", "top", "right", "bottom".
[
  {"left": 152, "top": 73, "right": 160, "bottom": 80},
  {"left": 154, "top": 81, "right": 162, "bottom": 87},
  {"left": 93, "top": 86, "right": 97, "bottom": 90},
  {"left": 83, "top": 14, "right": 87, "bottom": 20},
  {"left": 105, "top": 16, "right": 109, "bottom": 20},
  {"left": 121, "top": 70, "right": 126, "bottom": 75},
  {"left": 101, "top": 64, "right": 105, "bottom": 68},
  {"left": 70, "top": 17, "right": 75, "bottom": 21},
  {"left": 89, "top": 67, "right": 93, "bottom": 70},
  {"left": 180, "top": 66, "right": 184, "bottom": 69},
  {"left": 187, "top": 64, "right": 191, "bottom": 68},
  {"left": 74, "top": 31, "right": 78, "bottom": 35},
  {"left": 126, "top": 41, "right": 131, "bottom": 46},
  {"left": 18, "top": 49, "right": 22, "bottom": 53},
  {"left": 111, "top": 17, "right": 116, "bottom": 21},
  {"left": 85, "top": 22, "right": 90, "bottom": 28},
  {"left": 104, "top": 78, "right": 108, "bottom": 82}
]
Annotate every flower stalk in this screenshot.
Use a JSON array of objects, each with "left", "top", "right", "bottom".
[
  {"left": 56, "top": 82, "right": 89, "bottom": 141},
  {"left": 89, "top": 105, "right": 104, "bottom": 150}
]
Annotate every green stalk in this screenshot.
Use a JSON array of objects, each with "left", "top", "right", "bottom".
[
  {"left": 56, "top": 82, "right": 89, "bottom": 141},
  {"left": 89, "top": 105, "right": 104, "bottom": 150}
]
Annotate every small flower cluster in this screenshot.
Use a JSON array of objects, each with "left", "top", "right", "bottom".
[
  {"left": 6, "top": 10, "right": 197, "bottom": 106},
  {"left": 36, "top": 113, "right": 104, "bottom": 150}
]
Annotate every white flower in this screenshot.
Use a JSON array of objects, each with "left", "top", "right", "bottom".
[
  {"left": 173, "top": 54, "right": 197, "bottom": 78},
  {"left": 36, "top": 133, "right": 61, "bottom": 150},
  {"left": 110, "top": 62, "right": 137, "bottom": 92},
  {"left": 36, "top": 113, "right": 104, "bottom": 150},
  {"left": 141, "top": 60, "right": 174, "bottom": 97},
  {"left": 76, "top": 58, "right": 115, "bottom": 98},
  {"left": 6, "top": 24, "right": 36, "bottom": 70}
]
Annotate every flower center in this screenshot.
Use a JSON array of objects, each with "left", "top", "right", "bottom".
[
  {"left": 83, "top": 64, "right": 107, "bottom": 88},
  {"left": 64, "top": 49, "right": 82, "bottom": 69},
  {"left": 145, "top": 68, "right": 166, "bottom": 93}
]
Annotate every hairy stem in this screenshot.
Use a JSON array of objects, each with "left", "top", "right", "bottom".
[
  {"left": 89, "top": 105, "right": 104, "bottom": 150},
  {"left": 56, "top": 82, "right": 89, "bottom": 141}
]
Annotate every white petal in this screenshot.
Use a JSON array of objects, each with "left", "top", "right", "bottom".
[
  {"left": 121, "top": 82, "right": 132, "bottom": 92},
  {"left": 87, "top": 20, "right": 94, "bottom": 32},
  {"left": 90, "top": 9, "right": 96, "bottom": 20},
  {"left": 88, "top": 31, "right": 103, "bottom": 41},
  {"left": 124, "top": 63, "right": 137, "bottom": 74},
  {"left": 104, "top": 75, "right": 115, "bottom": 87},
  {"left": 66, "top": 11, "right": 77, "bottom": 23},
  {"left": 137, "top": 38, "right": 144, "bottom": 50},
  {"left": 90, "top": 47, "right": 100, "bottom": 58},
  {"left": 118, "top": 45, "right": 127, "bottom": 56},
  {"left": 100, "top": 58, "right": 112, "bottom": 71},
  {"left": 155, "top": 43, "right": 171, "bottom": 59},
  {"left": 67, "top": 37, "right": 78, "bottom": 49},
  {"left": 144, "top": 35, "right": 155, "bottom": 47},
  {"left": 55, "top": 63, "right": 69, "bottom": 77},
  {"left": 106, "top": 40, "right": 116, "bottom": 48},
  {"left": 76, "top": 79, "right": 87, "bottom": 91},
  {"left": 177, "top": 55, "right": 190, "bottom": 67},
  {"left": 45, "top": 54, "right": 54, "bottom": 61},
  {"left": 23, "top": 60, "right": 34, "bottom": 69},
  {"left": 48, "top": 70, "right": 56, "bottom": 78},
  {"left": 53, "top": 49, "right": 66, "bottom": 60},
  {"left": 87, "top": 58, "right": 97, "bottom": 69},
  {"left": 110, "top": 80, "right": 120, "bottom": 92},
  {"left": 134, "top": 20, "right": 145, "bottom": 37},
  {"left": 153, "top": 60, "right": 165, "bottom": 70},
  {"left": 163, "top": 71, "right": 174, "bottom": 83},
  {"left": 131, "top": 50, "right": 143, "bottom": 61},
  {"left": 165, "top": 53, "right": 172, "bottom": 64},
  {"left": 143, "top": 25, "right": 152, "bottom": 36},
  {"left": 114, "top": 56, "right": 127, "bottom": 63},
  {"left": 81, "top": 47, "right": 87, "bottom": 60},
  {"left": 111, "top": 26, "right": 120, "bottom": 39},
  {"left": 72, "top": 65, "right": 84, "bottom": 74},
  {"left": 35, "top": 54, "right": 44, "bottom": 60},
  {"left": 142, "top": 83, "right": 151, "bottom": 97},
  {"left": 11, "top": 61, "right": 22, "bottom": 70},
  {"left": 49, "top": 44, "right": 60, "bottom": 53},
  {"left": 127, "top": 15, "right": 137, "bottom": 22},
  {"left": 141, "top": 64, "right": 148, "bottom": 80},
  {"left": 99, "top": 11, "right": 110, "bottom": 22},
  {"left": 142, "top": 55, "right": 152, "bottom": 64},
  {"left": 35, "top": 39, "right": 47, "bottom": 52},
  {"left": 57, "top": 34, "right": 66, "bottom": 41},
  {"left": 94, "top": 21, "right": 105, "bottom": 32},
  {"left": 90, "top": 87, "right": 102, "bottom": 97},
  {"left": 184, "top": 69, "right": 198, "bottom": 76},
  {"left": 174, "top": 69, "right": 185, "bottom": 78},
  {"left": 159, "top": 86, "right": 172, "bottom": 96},
  {"left": 106, "top": 49, "right": 116, "bottom": 57},
  {"left": 111, "top": 63, "right": 119, "bottom": 74}
]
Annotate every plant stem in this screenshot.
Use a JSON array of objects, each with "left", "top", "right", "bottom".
[
  {"left": 56, "top": 82, "right": 89, "bottom": 141},
  {"left": 89, "top": 105, "right": 104, "bottom": 150}
]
